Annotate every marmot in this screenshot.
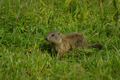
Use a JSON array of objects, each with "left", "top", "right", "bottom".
[{"left": 45, "top": 30, "right": 102, "bottom": 57}]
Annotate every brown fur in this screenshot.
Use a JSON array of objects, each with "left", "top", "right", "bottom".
[{"left": 45, "top": 31, "right": 102, "bottom": 58}]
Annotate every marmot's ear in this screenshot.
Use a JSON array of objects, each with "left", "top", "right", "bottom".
[{"left": 58, "top": 32, "right": 60, "bottom": 35}]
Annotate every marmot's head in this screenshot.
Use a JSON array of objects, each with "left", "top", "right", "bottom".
[{"left": 45, "top": 31, "right": 62, "bottom": 44}]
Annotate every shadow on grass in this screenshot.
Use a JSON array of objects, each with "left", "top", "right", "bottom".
[{"left": 39, "top": 42, "right": 57, "bottom": 57}]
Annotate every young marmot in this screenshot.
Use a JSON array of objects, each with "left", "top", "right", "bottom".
[{"left": 45, "top": 30, "right": 102, "bottom": 57}]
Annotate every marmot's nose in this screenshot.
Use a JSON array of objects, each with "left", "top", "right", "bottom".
[{"left": 45, "top": 36, "right": 48, "bottom": 41}]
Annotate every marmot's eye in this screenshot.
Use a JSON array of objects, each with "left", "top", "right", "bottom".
[{"left": 51, "top": 34, "right": 54, "bottom": 36}]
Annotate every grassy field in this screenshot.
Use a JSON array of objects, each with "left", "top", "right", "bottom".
[{"left": 0, "top": 0, "right": 120, "bottom": 80}]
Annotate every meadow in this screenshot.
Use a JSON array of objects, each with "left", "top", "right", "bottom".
[{"left": 0, "top": 0, "right": 120, "bottom": 80}]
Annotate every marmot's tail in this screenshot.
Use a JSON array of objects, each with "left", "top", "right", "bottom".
[{"left": 88, "top": 44, "right": 103, "bottom": 50}]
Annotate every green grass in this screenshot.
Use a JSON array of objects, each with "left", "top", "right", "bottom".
[{"left": 0, "top": 0, "right": 120, "bottom": 80}]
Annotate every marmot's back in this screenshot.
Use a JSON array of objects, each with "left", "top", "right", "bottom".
[{"left": 63, "top": 32, "right": 88, "bottom": 49}]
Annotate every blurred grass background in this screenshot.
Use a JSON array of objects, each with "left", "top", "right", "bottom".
[{"left": 0, "top": 0, "right": 120, "bottom": 80}]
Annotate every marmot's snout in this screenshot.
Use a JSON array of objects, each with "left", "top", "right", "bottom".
[{"left": 45, "top": 36, "right": 48, "bottom": 42}]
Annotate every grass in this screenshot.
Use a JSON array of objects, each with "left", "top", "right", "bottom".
[{"left": 0, "top": 0, "right": 120, "bottom": 80}]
